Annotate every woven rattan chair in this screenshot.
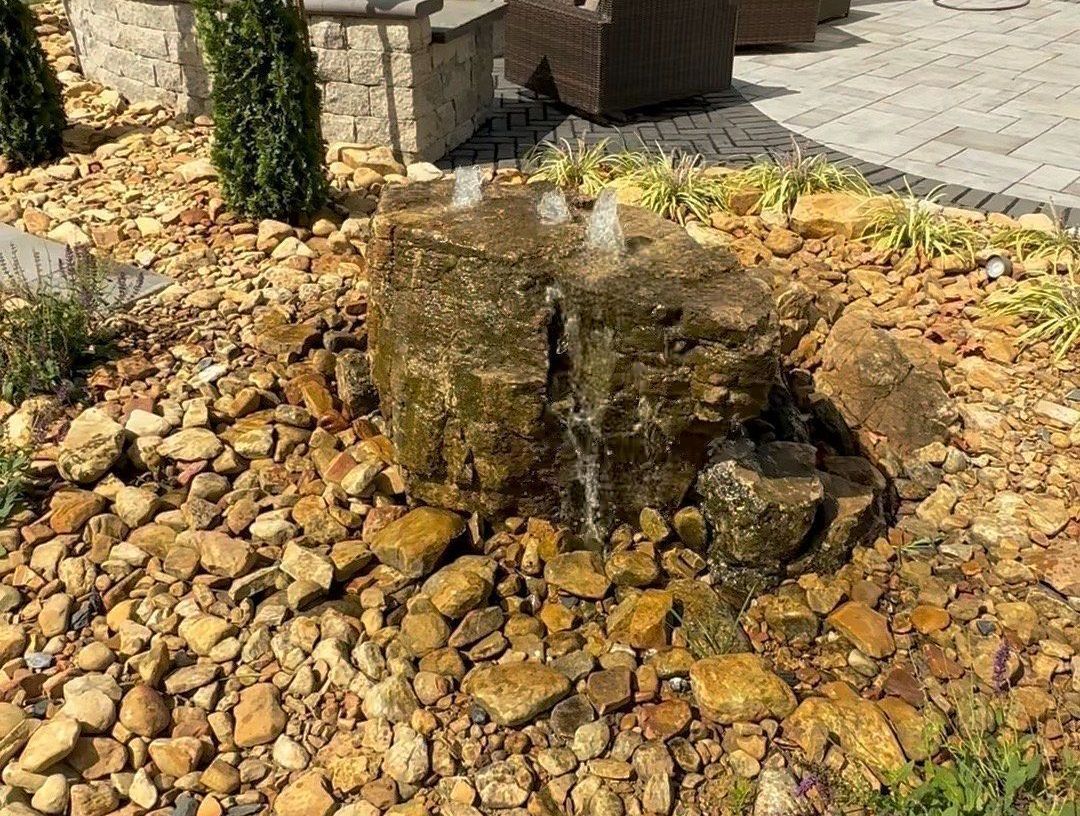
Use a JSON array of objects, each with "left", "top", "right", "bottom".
[
  {"left": 735, "top": 0, "right": 818, "bottom": 46},
  {"left": 505, "top": 0, "right": 738, "bottom": 117},
  {"left": 818, "top": 0, "right": 850, "bottom": 22}
]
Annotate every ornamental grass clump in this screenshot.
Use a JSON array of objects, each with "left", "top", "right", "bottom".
[
  {"left": 986, "top": 268, "right": 1080, "bottom": 359},
  {"left": 0, "top": 0, "right": 66, "bottom": 168},
  {"left": 193, "top": 0, "right": 327, "bottom": 221},
  {"left": 991, "top": 217, "right": 1080, "bottom": 268},
  {"left": 528, "top": 138, "right": 619, "bottom": 196},
  {"left": 0, "top": 245, "right": 138, "bottom": 402},
  {"left": 861, "top": 187, "right": 982, "bottom": 263},
  {"left": 731, "top": 141, "right": 871, "bottom": 214},
  {"left": 610, "top": 146, "right": 729, "bottom": 224}
]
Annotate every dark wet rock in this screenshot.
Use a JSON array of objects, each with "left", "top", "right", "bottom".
[{"left": 699, "top": 441, "right": 822, "bottom": 592}]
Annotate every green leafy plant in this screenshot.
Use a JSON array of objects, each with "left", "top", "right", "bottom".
[
  {"left": 827, "top": 691, "right": 1078, "bottom": 816},
  {"left": 528, "top": 138, "right": 618, "bottom": 196},
  {"left": 0, "top": 432, "right": 30, "bottom": 526},
  {"left": 0, "top": 0, "right": 66, "bottom": 168},
  {"left": 723, "top": 777, "right": 755, "bottom": 815},
  {"left": 869, "top": 734, "right": 1074, "bottom": 816},
  {"left": 991, "top": 219, "right": 1080, "bottom": 268},
  {"left": 729, "top": 141, "right": 871, "bottom": 214},
  {"left": 0, "top": 245, "right": 138, "bottom": 402},
  {"left": 986, "top": 269, "right": 1080, "bottom": 358},
  {"left": 193, "top": 0, "right": 327, "bottom": 221},
  {"left": 612, "top": 146, "right": 729, "bottom": 223},
  {"left": 862, "top": 187, "right": 982, "bottom": 262}
]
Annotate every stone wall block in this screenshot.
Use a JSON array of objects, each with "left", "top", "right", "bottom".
[
  {"left": 308, "top": 17, "right": 348, "bottom": 49},
  {"left": 320, "top": 112, "right": 358, "bottom": 143},
  {"left": 113, "top": 23, "right": 170, "bottom": 60},
  {"left": 315, "top": 49, "right": 351, "bottom": 83},
  {"left": 322, "top": 82, "right": 372, "bottom": 117},
  {"left": 370, "top": 84, "right": 421, "bottom": 120}
]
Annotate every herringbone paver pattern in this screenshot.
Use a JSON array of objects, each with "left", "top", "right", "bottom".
[{"left": 442, "top": 62, "right": 1078, "bottom": 225}]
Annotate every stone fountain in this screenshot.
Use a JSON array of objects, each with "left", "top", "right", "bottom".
[{"left": 367, "top": 179, "right": 779, "bottom": 548}]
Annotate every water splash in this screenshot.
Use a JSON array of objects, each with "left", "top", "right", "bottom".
[
  {"left": 537, "top": 189, "right": 572, "bottom": 225},
  {"left": 547, "top": 284, "right": 616, "bottom": 549},
  {"left": 585, "top": 187, "right": 625, "bottom": 254},
  {"left": 451, "top": 165, "right": 484, "bottom": 209}
]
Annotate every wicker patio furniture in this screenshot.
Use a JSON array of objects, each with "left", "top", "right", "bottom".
[
  {"left": 735, "top": 0, "right": 818, "bottom": 46},
  {"left": 505, "top": 0, "right": 738, "bottom": 117},
  {"left": 817, "top": 0, "right": 850, "bottom": 21}
]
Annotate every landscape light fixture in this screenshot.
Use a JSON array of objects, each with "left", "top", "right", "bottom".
[{"left": 985, "top": 254, "right": 1012, "bottom": 281}]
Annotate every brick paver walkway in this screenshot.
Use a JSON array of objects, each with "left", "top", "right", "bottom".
[{"left": 444, "top": 1, "right": 1080, "bottom": 226}]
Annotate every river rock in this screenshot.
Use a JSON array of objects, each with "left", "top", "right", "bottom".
[
  {"left": 20, "top": 716, "right": 81, "bottom": 772},
  {"left": 233, "top": 684, "right": 287, "bottom": 747},
  {"left": 369, "top": 507, "right": 464, "bottom": 580},
  {"left": 690, "top": 654, "right": 797, "bottom": 723},
  {"left": 158, "top": 428, "right": 224, "bottom": 461},
  {"left": 827, "top": 601, "right": 896, "bottom": 658},
  {"left": 781, "top": 682, "right": 906, "bottom": 779},
  {"left": 274, "top": 771, "right": 337, "bottom": 816},
  {"left": 463, "top": 662, "right": 572, "bottom": 726},
  {"left": 367, "top": 181, "right": 777, "bottom": 532},
  {"left": 57, "top": 408, "right": 125, "bottom": 484},
  {"left": 119, "top": 685, "right": 170, "bottom": 737},
  {"left": 545, "top": 551, "right": 611, "bottom": 599}
]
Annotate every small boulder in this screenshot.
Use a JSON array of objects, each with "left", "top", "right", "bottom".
[
  {"left": 690, "top": 654, "right": 796, "bottom": 723},
  {"left": 790, "top": 192, "right": 875, "bottom": 239},
  {"left": 57, "top": 408, "right": 125, "bottom": 484},
  {"left": 699, "top": 440, "right": 823, "bottom": 590},
  {"left": 464, "top": 662, "right": 571, "bottom": 726},
  {"left": 369, "top": 507, "right": 464, "bottom": 580}
]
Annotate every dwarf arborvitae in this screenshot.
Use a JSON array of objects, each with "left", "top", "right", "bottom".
[
  {"left": 193, "top": 0, "right": 327, "bottom": 221},
  {"left": 0, "top": 0, "right": 66, "bottom": 168}
]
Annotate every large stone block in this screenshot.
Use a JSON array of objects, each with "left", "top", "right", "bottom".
[
  {"left": 113, "top": 22, "right": 170, "bottom": 60},
  {"left": 307, "top": 17, "right": 348, "bottom": 49},
  {"left": 368, "top": 183, "right": 779, "bottom": 537},
  {"left": 315, "top": 49, "right": 351, "bottom": 82},
  {"left": 113, "top": 0, "right": 183, "bottom": 29},
  {"left": 322, "top": 81, "right": 372, "bottom": 117}
]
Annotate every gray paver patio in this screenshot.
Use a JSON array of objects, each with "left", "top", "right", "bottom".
[
  {"left": 736, "top": 0, "right": 1080, "bottom": 208},
  {"left": 0, "top": 225, "right": 171, "bottom": 306}
]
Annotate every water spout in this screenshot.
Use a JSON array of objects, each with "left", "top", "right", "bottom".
[
  {"left": 451, "top": 165, "right": 484, "bottom": 209},
  {"left": 537, "top": 189, "right": 572, "bottom": 225},
  {"left": 585, "top": 188, "right": 625, "bottom": 254}
]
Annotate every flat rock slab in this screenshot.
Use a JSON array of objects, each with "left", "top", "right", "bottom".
[{"left": 0, "top": 224, "right": 171, "bottom": 306}]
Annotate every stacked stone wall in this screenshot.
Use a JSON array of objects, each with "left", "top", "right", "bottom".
[{"left": 63, "top": 0, "right": 494, "bottom": 161}]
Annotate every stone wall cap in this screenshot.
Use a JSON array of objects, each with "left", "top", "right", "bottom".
[
  {"left": 431, "top": 0, "right": 505, "bottom": 42},
  {"left": 157, "top": 0, "right": 445, "bottom": 19},
  {"left": 305, "top": 0, "right": 445, "bottom": 19}
]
